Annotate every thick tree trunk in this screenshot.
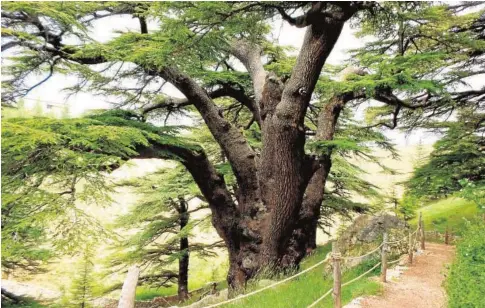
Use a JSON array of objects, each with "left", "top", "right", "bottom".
[
  {"left": 281, "top": 92, "right": 356, "bottom": 266},
  {"left": 177, "top": 198, "right": 189, "bottom": 301},
  {"left": 139, "top": 7, "right": 361, "bottom": 291},
  {"left": 281, "top": 161, "right": 331, "bottom": 267},
  {"left": 9, "top": 1, "right": 380, "bottom": 293},
  {"left": 218, "top": 16, "right": 358, "bottom": 290},
  {"left": 257, "top": 16, "right": 347, "bottom": 266}
]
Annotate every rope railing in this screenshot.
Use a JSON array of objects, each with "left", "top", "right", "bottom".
[
  {"left": 386, "top": 237, "right": 408, "bottom": 245},
  {"left": 307, "top": 288, "right": 333, "bottom": 308},
  {"left": 424, "top": 228, "right": 460, "bottom": 245},
  {"left": 342, "top": 243, "right": 383, "bottom": 261},
  {"left": 306, "top": 216, "right": 435, "bottom": 308},
  {"left": 204, "top": 255, "right": 332, "bottom": 308},
  {"left": 202, "top": 237, "right": 400, "bottom": 308},
  {"left": 200, "top": 212, "right": 439, "bottom": 308},
  {"left": 387, "top": 258, "right": 402, "bottom": 265},
  {"left": 307, "top": 261, "right": 382, "bottom": 308},
  {"left": 342, "top": 262, "right": 382, "bottom": 288}
]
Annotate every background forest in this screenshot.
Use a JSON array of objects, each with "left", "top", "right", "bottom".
[{"left": 1, "top": 1, "right": 484, "bottom": 308}]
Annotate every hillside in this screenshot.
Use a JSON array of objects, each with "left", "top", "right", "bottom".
[
  {"left": 315, "top": 144, "right": 432, "bottom": 244},
  {"left": 410, "top": 198, "right": 480, "bottom": 235},
  {"left": 3, "top": 144, "right": 430, "bottom": 302}
]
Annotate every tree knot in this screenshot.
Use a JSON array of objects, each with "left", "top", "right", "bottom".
[{"left": 298, "top": 87, "right": 308, "bottom": 96}]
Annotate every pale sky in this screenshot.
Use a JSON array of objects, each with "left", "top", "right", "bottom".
[{"left": 3, "top": 12, "right": 477, "bottom": 146}]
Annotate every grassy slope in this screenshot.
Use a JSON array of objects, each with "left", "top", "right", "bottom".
[
  {"left": 410, "top": 197, "right": 479, "bottom": 235},
  {"left": 135, "top": 255, "right": 229, "bottom": 300},
  {"left": 217, "top": 243, "right": 383, "bottom": 308}
]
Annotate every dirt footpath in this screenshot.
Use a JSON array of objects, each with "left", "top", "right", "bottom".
[{"left": 360, "top": 242, "right": 455, "bottom": 308}]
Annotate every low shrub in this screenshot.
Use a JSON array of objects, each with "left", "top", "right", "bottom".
[{"left": 446, "top": 219, "right": 485, "bottom": 308}]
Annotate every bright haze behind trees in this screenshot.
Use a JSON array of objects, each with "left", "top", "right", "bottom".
[{"left": 1, "top": 1, "right": 484, "bottom": 289}]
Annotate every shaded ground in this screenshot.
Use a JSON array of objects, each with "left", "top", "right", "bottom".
[{"left": 360, "top": 242, "right": 455, "bottom": 308}]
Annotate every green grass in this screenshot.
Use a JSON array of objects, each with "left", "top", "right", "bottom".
[
  {"left": 136, "top": 243, "right": 385, "bottom": 306},
  {"left": 135, "top": 286, "right": 176, "bottom": 301},
  {"left": 446, "top": 220, "right": 485, "bottom": 307},
  {"left": 300, "top": 243, "right": 333, "bottom": 269},
  {"left": 410, "top": 197, "right": 479, "bottom": 236},
  {"left": 218, "top": 243, "right": 383, "bottom": 308},
  {"left": 135, "top": 253, "right": 229, "bottom": 300}
]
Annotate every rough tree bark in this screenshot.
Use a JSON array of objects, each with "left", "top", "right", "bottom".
[
  {"left": 281, "top": 91, "right": 362, "bottom": 267},
  {"left": 177, "top": 197, "right": 189, "bottom": 301},
  {"left": 281, "top": 97, "right": 344, "bottom": 266},
  {"left": 218, "top": 6, "right": 365, "bottom": 286}
]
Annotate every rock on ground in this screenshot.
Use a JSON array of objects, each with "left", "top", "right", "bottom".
[{"left": 1, "top": 280, "right": 61, "bottom": 300}]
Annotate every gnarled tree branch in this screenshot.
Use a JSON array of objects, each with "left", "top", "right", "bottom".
[
  {"left": 134, "top": 142, "right": 238, "bottom": 245},
  {"left": 5, "top": 30, "right": 260, "bottom": 203},
  {"left": 229, "top": 39, "right": 265, "bottom": 123}
]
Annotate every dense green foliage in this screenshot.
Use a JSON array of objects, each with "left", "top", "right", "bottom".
[
  {"left": 105, "top": 165, "right": 222, "bottom": 292},
  {"left": 407, "top": 119, "right": 485, "bottom": 204},
  {"left": 347, "top": 2, "right": 484, "bottom": 128},
  {"left": 447, "top": 220, "right": 485, "bottom": 308},
  {"left": 1, "top": 1, "right": 267, "bottom": 105},
  {"left": 1, "top": 110, "right": 190, "bottom": 272}
]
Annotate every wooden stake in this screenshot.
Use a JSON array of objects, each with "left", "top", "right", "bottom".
[
  {"left": 118, "top": 265, "right": 140, "bottom": 308},
  {"left": 408, "top": 231, "right": 414, "bottom": 265},
  {"left": 332, "top": 241, "right": 342, "bottom": 308},
  {"left": 419, "top": 212, "right": 425, "bottom": 250},
  {"left": 381, "top": 232, "right": 388, "bottom": 282}
]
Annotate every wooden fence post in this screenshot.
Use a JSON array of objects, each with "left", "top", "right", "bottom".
[
  {"left": 118, "top": 265, "right": 140, "bottom": 308},
  {"left": 381, "top": 232, "right": 388, "bottom": 283},
  {"left": 419, "top": 212, "right": 425, "bottom": 250},
  {"left": 408, "top": 231, "right": 414, "bottom": 265},
  {"left": 445, "top": 226, "right": 450, "bottom": 245},
  {"left": 332, "top": 241, "right": 342, "bottom": 308}
]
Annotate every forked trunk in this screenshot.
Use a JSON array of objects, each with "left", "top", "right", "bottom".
[
  {"left": 157, "top": 9, "right": 359, "bottom": 291},
  {"left": 215, "top": 18, "right": 350, "bottom": 290},
  {"left": 223, "top": 90, "right": 350, "bottom": 290},
  {"left": 281, "top": 93, "right": 349, "bottom": 267}
]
